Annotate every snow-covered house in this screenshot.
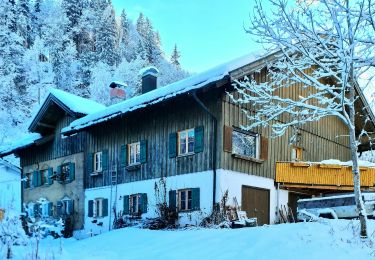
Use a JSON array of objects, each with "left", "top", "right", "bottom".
[
  {"left": 0, "top": 89, "right": 105, "bottom": 231},
  {"left": 1, "top": 52, "right": 374, "bottom": 235},
  {"left": 0, "top": 159, "right": 21, "bottom": 216}
]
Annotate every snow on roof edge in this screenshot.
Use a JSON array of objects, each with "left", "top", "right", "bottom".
[
  {"left": 0, "top": 133, "right": 42, "bottom": 157},
  {"left": 62, "top": 51, "right": 269, "bottom": 134}
]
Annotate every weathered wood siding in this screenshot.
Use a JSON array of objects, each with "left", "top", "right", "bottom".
[
  {"left": 20, "top": 115, "right": 86, "bottom": 167},
  {"left": 221, "top": 68, "right": 351, "bottom": 179},
  {"left": 85, "top": 93, "right": 221, "bottom": 189}
]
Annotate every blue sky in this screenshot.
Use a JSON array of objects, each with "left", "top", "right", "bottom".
[{"left": 112, "top": 0, "right": 263, "bottom": 73}]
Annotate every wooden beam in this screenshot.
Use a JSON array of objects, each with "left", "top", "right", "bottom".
[{"left": 37, "top": 122, "right": 55, "bottom": 129}]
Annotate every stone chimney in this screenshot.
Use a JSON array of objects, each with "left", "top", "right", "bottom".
[
  {"left": 139, "top": 66, "right": 159, "bottom": 94},
  {"left": 109, "top": 81, "right": 127, "bottom": 101}
]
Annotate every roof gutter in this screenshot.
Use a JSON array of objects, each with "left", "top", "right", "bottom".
[{"left": 192, "top": 91, "right": 218, "bottom": 208}]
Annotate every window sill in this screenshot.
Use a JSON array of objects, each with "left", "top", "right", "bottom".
[
  {"left": 232, "top": 154, "right": 264, "bottom": 164},
  {"left": 90, "top": 171, "right": 103, "bottom": 176},
  {"left": 178, "top": 208, "right": 200, "bottom": 213},
  {"left": 177, "top": 152, "right": 195, "bottom": 158},
  {"left": 126, "top": 164, "right": 141, "bottom": 171}
]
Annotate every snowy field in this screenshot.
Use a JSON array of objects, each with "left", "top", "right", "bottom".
[{"left": 10, "top": 219, "right": 375, "bottom": 260}]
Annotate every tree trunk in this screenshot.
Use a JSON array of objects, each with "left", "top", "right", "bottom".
[{"left": 349, "top": 125, "right": 368, "bottom": 238}]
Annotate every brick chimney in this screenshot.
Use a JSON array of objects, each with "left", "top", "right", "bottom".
[
  {"left": 139, "top": 66, "right": 159, "bottom": 94},
  {"left": 109, "top": 81, "right": 127, "bottom": 101}
]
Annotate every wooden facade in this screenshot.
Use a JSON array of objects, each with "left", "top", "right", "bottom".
[
  {"left": 19, "top": 115, "right": 86, "bottom": 167},
  {"left": 84, "top": 91, "right": 222, "bottom": 189}
]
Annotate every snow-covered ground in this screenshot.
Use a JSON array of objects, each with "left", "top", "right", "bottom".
[{"left": 11, "top": 219, "right": 375, "bottom": 259}]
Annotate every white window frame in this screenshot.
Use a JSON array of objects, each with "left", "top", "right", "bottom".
[
  {"left": 94, "top": 152, "right": 103, "bottom": 172},
  {"left": 93, "top": 198, "right": 104, "bottom": 218},
  {"left": 129, "top": 194, "right": 141, "bottom": 214},
  {"left": 291, "top": 146, "right": 302, "bottom": 161},
  {"left": 178, "top": 189, "right": 192, "bottom": 211},
  {"left": 128, "top": 142, "right": 141, "bottom": 166},
  {"left": 40, "top": 169, "right": 49, "bottom": 185},
  {"left": 232, "top": 130, "right": 260, "bottom": 159},
  {"left": 27, "top": 202, "right": 35, "bottom": 217},
  {"left": 178, "top": 128, "right": 195, "bottom": 156},
  {"left": 25, "top": 172, "right": 32, "bottom": 189},
  {"left": 40, "top": 200, "right": 50, "bottom": 217},
  {"left": 62, "top": 197, "right": 73, "bottom": 215}
]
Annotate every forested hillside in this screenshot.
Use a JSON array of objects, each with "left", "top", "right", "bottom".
[{"left": 0, "top": 0, "right": 188, "bottom": 147}]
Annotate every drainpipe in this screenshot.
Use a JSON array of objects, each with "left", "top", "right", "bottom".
[{"left": 192, "top": 92, "right": 218, "bottom": 208}]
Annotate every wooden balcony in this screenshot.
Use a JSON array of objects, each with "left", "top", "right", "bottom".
[{"left": 276, "top": 161, "right": 375, "bottom": 191}]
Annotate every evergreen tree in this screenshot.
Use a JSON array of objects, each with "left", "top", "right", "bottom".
[
  {"left": 62, "top": 0, "right": 83, "bottom": 50},
  {"left": 120, "top": 9, "right": 129, "bottom": 45},
  {"left": 16, "top": 0, "right": 32, "bottom": 48},
  {"left": 136, "top": 13, "right": 147, "bottom": 38},
  {"left": 96, "top": 4, "right": 119, "bottom": 66},
  {"left": 31, "top": 0, "right": 42, "bottom": 39},
  {"left": 170, "top": 44, "right": 181, "bottom": 68}
]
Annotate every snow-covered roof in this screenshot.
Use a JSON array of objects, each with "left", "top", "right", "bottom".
[
  {"left": 0, "top": 158, "right": 20, "bottom": 172},
  {"left": 29, "top": 88, "right": 106, "bottom": 133},
  {"left": 0, "top": 133, "right": 42, "bottom": 157},
  {"left": 49, "top": 88, "right": 105, "bottom": 115},
  {"left": 62, "top": 51, "right": 268, "bottom": 135}
]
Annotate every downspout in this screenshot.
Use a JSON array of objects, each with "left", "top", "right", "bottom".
[{"left": 192, "top": 92, "right": 218, "bottom": 208}]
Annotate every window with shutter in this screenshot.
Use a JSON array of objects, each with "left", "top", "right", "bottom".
[
  {"left": 47, "top": 168, "right": 53, "bottom": 185},
  {"left": 178, "top": 129, "right": 195, "bottom": 156},
  {"left": 169, "top": 133, "right": 177, "bottom": 158},
  {"left": 175, "top": 188, "right": 200, "bottom": 212},
  {"left": 169, "top": 190, "right": 177, "bottom": 211},
  {"left": 68, "top": 163, "right": 75, "bottom": 182},
  {"left": 128, "top": 142, "right": 141, "bottom": 165},
  {"left": 88, "top": 200, "right": 94, "bottom": 217},
  {"left": 120, "top": 145, "right": 127, "bottom": 167},
  {"left": 194, "top": 126, "right": 204, "bottom": 153}
]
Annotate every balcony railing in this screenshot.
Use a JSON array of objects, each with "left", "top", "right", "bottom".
[{"left": 276, "top": 161, "right": 375, "bottom": 191}]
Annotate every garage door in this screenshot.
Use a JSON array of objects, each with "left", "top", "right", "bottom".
[{"left": 241, "top": 186, "right": 270, "bottom": 225}]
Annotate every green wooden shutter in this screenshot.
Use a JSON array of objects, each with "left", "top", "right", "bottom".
[
  {"left": 191, "top": 188, "right": 200, "bottom": 210},
  {"left": 69, "top": 163, "right": 75, "bottom": 182},
  {"left": 120, "top": 145, "right": 127, "bottom": 167},
  {"left": 88, "top": 200, "right": 93, "bottom": 217},
  {"left": 47, "top": 168, "right": 53, "bottom": 185},
  {"left": 102, "top": 198, "right": 109, "bottom": 217},
  {"left": 67, "top": 200, "right": 74, "bottom": 215},
  {"left": 123, "top": 195, "right": 130, "bottom": 215},
  {"left": 47, "top": 202, "right": 53, "bottom": 216},
  {"left": 194, "top": 126, "right": 204, "bottom": 153},
  {"left": 33, "top": 203, "right": 40, "bottom": 217},
  {"left": 37, "top": 171, "right": 42, "bottom": 186},
  {"left": 169, "top": 190, "right": 177, "bottom": 211},
  {"left": 32, "top": 171, "right": 38, "bottom": 187},
  {"left": 169, "top": 133, "right": 177, "bottom": 158},
  {"left": 140, "top": 140, "right": 147, "bottom": 163},
  {"left": 102, "top": 150, "right": 109, "bottom": 171},
  {"left": 87, "top": 153, "right": 94, "bottom": 174},
  {"left": 140, "top": 193, "right": 148, "bottom": 213},
  {"left": 56, "top": 201, "right": 63, "bottom": 216},
  {"left": 57, "top": 166, "right": 62, "bottom": 183}
]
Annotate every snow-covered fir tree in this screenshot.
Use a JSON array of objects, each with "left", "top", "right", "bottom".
[
  {"left": 171, "top": 44, "right": 181, "bottom": 68},
  {"left": 0, "top": 0, "right": 189, "bottom": 152}
]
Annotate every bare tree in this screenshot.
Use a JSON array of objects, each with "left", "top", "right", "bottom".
[{"left": 232, "top": 0, "right": 375, "bottom": 238}]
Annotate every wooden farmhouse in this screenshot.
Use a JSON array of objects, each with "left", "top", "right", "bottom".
[{"left": 1, "top": 52, "right": 374, "bottom": 235}]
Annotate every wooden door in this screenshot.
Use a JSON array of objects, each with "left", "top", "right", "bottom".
[{"left": 241, "top": 186, "right": 270, "bottom": 225}]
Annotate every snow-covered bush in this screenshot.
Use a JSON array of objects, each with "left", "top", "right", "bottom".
[{"left": 0, "top": 210, "right": 28, "bottom": 259}]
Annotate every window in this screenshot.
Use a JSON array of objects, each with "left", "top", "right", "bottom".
[
  {"left": 40, "top": 200, "right": 52, "bottom": 217},
  {"left": 178, "top": 189, "right": 192, "bottom": 211},
  {"left": 60, "top": 163, "right": 70, "bottom": 182},
  {"left": 25, "top": 172, "right": 32, "bottom": 189},
  {"left": 130, "top": 194, "right": 142, "bottom": 215},
  {"left": 178, "top": 129, "right": 195, "bottom": 155},
  {"left": 57, "top": 197, "right": 73, "bottom": 216},
  {"left": 291, "top": 146, "right": 303, "bottom": 161},
  {"left": 89, "top": 198, "right": 108, "bottom": 218},
  {"left": 94, "top": 152, "right": 103, "bottom": 172},
  {"left": 232, "top": 130, "right": 260, "bottom": 159},
  {"left": 128, "top": 142, "right": 140, "bottom": 165},
  {"left": 40, "top": 169, "right": 48, "bottom": 185}
]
